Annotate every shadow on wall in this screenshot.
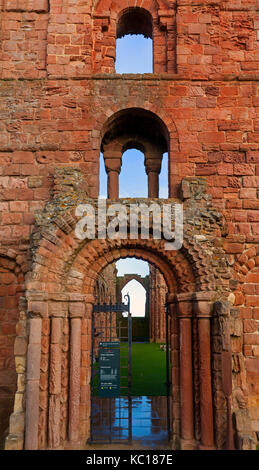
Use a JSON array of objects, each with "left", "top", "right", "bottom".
[{"left": 0, "top": 377, "right": 16, "bottom": 449}]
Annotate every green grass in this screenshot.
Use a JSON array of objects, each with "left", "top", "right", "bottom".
[
  {"left": 131, "top": 342, "right": 169, "bottom": 396},
  {"left": 92, "top": 342, "right": 169, "bottom": 396}
]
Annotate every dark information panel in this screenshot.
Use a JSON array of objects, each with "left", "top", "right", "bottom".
[{"left": 99, "top": 342, "right": 120, "bottom": 397}]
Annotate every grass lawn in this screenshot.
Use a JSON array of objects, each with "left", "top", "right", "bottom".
[
  {"left": 93, "top": 342, "right": 169, "bottom": 396},
  {"left": 130, "top": 342, "right": 169, "bottom": 396}
]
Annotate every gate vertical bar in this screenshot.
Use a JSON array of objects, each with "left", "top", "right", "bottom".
[
  {"left": 165, "top": 303, "right": 171, "bottom": 441},
  {"left": 126, "top": 293, "right": 132, "bottom": 443},
  {"left": 90, "top": 306, "right": 95, "bottom": 443},
  {"left": 109, "top": 297, "right": 112, "bottom": 341}
]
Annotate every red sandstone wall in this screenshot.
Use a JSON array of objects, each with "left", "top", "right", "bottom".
[
  {"left": 0, "top": 77, "right": 258, "bottom": 435},
  {"left": 0, "top": 0, "right": 49, "bottom": 79},
  {"left": 176, "top": 2, "right": 258, "bottom": 78},
  {"left": 0, "top": 0, "right": 258, "bottom": 444},
  {"left": 0, "top": 1, "right": 258, "bottom": 79},
  {"left": 0, "top": 251, "right": 21, "bottom": 445}
]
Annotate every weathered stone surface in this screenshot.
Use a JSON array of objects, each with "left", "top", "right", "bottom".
[
  {"left": 1, "top": 0, "right": 258, "bottom": 453},
  {"left": 27, "top": 344, "right": 41, "bottom": 381},
  {"left": 49, "top": 344, "right": 62, "bottom": 395},
  {"left": 9, "top": 412, "right": 25, "bottom": 434},
  {"left": 5, "top": 433, "right": 24, "bottom": 450}
]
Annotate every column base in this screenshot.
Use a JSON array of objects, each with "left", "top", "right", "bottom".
[
  {"left": 180, "top": 438, "right": 197, "bottom": 450},
  {"left": 198, "top": 444, "right": 216, "bottom": 450},
  {"left": 65, "top": 439, "right": 83, "bottom": 450}
]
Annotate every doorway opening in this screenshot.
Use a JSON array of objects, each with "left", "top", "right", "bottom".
[{"left": 89, "top": 257, "right": 171, "bottom": 447}]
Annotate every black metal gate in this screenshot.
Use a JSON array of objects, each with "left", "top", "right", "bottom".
[
  {"left": 89, "top": 294, "right": 133, "bottom": 444},
  {"left": 88, "top": 296, "right": 172, "bottom": 446}
]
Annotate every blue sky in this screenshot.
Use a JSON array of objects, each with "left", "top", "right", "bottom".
[
  {"left": 100, "top": 35, "right": 166, "bottom": 311},
  {"left": 115, "top": 35, "right": 153, "bottom": 74}
]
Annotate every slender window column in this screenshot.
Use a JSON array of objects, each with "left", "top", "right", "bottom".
[
  {"left": 103, "top": 151, "right": 122, "bottom": 199},
  {"left": 145, "top": 156, "right": 162, "bottom": 198}
]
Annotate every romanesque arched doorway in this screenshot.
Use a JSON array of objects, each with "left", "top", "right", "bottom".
[{"left": 6, "top": 185, "right": 235, "bottom": 451}]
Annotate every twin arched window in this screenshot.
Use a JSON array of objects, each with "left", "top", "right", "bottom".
[{"left": 99, "top": 108, "right": 169, "bottom": 199}]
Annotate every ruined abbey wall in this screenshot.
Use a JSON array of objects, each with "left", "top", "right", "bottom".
[{"left": 0, "top": 0, "right": 258, "bottom": 449}]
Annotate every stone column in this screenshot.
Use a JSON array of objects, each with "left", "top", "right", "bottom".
[
  {"left": 193, "top": 292, "right": 215, "bottom": 450},
  {"left": 79, "top": 295, "right": 94, "bottom": 442},
  {"left": 145, "top": 157, "right": 162, "bottom": 198},
  {"left": 25, "top": 317, "right": 42, "bottom": 450},
  {"left": 5, "top": 310, "right": 27, "bottom": 450},
  {"left": 103, "top": 151, "right": 122, "bottom": 199},
  {"left": 176, "top": 293, "right": 195, "bottom": 449},
  {"left": 48, "top": 298, "right": 67, "bottom": 449},
  {"left": 149, "top": 265, "right": 155, "bottom": 342},
  {"left": 213, "top": 301, "right": 234, "bottom": 450},
  {"left": 167, "top": 293, "right": 180, "bottom": 448},
  {"left": 158, "top": 271, "right": 167, "bottom": 342},
  {"left": 68, "top": 297, "right": 85, "bottom": 444}
]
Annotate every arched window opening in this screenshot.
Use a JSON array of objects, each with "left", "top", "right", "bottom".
[
  {"left": 121, "top": 279, "right": 146, "bottom": 317},
  {"left": 116, "top": 258, "right": 149, "bottom": 318},
  {"left": 92, "top": 3, "right": 176, "bottom": 73},
  {"left": 100, "top": 108, "right": 169, "bottom": 199},
  {"left": 115, "top": 8, "right": 153, "bottom": 74},
  {"left": 120, "top": 149, "right": 147, "bottom": 198}
]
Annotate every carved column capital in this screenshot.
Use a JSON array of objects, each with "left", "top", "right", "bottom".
[
  {"left": 145, "top": 156, "right": 162, "bottom": 198},
  {"left": 104, "top": 157, "right": 122, "bottom": 174},
  {"left": 48, "top": 301, "right": 68, "bottom": 318},
  {"left": 69, "top": 301, "right": 85, "bottom": 318},
  {"left": 102, "top": 152, "right": 122, "bottom": 199},
  {"left": 193, "top": 291, "right": 215, "bottom": 319},
  {"left": 144, "top": 156, "right": 162, "bottom": 175},
  {"left": 175, "top": 292, "right": 193, "bottom": 319},
  {"left": 166, "top": 292, "right": 176, "bottom": 304}
]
